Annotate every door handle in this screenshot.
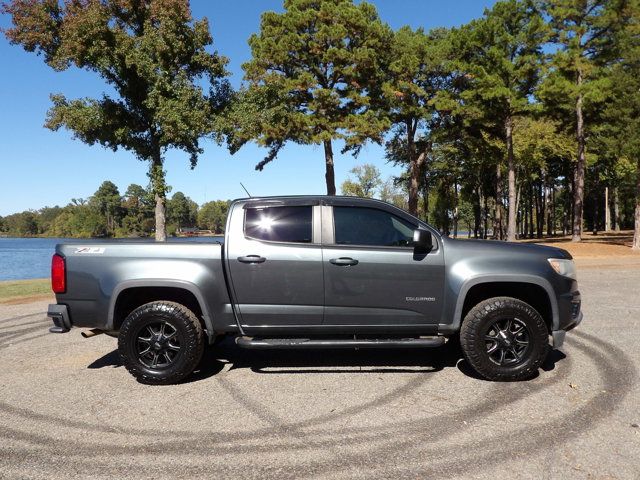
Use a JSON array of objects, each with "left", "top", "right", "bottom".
[
  {"left": 329, "top": 257, "right": 359, "bottom": 266},
  {"left": 237, "top": 255, "right": 266, "bottom": 264}
]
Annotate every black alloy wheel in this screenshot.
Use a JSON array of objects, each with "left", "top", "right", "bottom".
[
  {"left": 460, "top": 296, "right": 549, "bottom": 381},
  {"left": 118, "top": 301, "right": 205, "bottom": 385},
  {"left": 135, "top": 321, "right": 182, "bottom": 369},
  {"left": 484, "top": 317, "right": 531, "bottom": 366}
]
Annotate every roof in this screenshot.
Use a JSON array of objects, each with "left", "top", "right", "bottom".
[{"left": 231, "top": 195, "right": 424, "bottom": 226}]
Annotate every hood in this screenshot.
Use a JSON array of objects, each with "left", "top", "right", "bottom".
[{"left": 441, "top": 237, "right": 573, "bottom": 260}]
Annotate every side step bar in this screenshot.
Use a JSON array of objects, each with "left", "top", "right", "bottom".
[{"left": 236, "top": 336, "right": 445, "bottom": 349}]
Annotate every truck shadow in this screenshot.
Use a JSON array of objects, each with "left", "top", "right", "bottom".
[{"left": 87, "top": 337, "right": 567, "bottom": 383}]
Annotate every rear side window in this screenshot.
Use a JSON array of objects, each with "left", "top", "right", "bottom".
[
  {"left": 334, "top": 206, "right": 415, "bottom": 247},
  {"left": 245, "top": 206, "right": 312, "bottom": 243}
]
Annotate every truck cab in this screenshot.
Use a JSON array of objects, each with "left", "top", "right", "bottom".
[{"left": 225, "top": 196, "right": 443, "bottom": 335}]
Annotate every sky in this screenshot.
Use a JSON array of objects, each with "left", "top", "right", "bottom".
[{"left": 0, "top": 0, "right": 497, "bottom": 216}]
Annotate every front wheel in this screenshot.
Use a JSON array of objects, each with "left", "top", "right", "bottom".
[
  {"left": 460, "top": 297, "right": 549, "bottom": 381},
  {"left": 118, "top": 301, "right": 205, "bottom": 385}
]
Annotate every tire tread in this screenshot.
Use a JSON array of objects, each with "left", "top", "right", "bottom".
[
  {"left": 118, "top": 301, "right": 204, "bottom": 385},
  {"left": 460, "top": 296, "right": 549, "bottom": 381}
]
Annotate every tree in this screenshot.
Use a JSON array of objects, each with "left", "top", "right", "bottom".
[
  {"left": 341, "top": 164, "right": 382, "bottom": 198},
  {"left": 382, "top": 26, "right": 454, "bottom": 216},
  {"left": 37, "top": 206, "right": 63, "bottom": 234},
  {"left": 198, "top": 200, "right": 229, "bottom": 233},
  {"left": 598, "top": 0, "right": 640, "bottom": 249},
  {"left": 90, "top": 181, "right": 121, "bottom": 236},
  {"left": 540, "top": 0, "right": 626, "bottom": 241},
  {"left": 119, "top": 184, "right": 154, "bottom": 236},
  {"left": 3, "top": 0, "right": 231, "bottom": 241},
  {"left": 231, "top": 0, "right": 392, "bottom": 195},
  {"left": 167, "top": 191, "right": 197, "bottom": 231},
  {"left": 7, "top": 211, "right": 39, "bottom": 236},
  {"left": 458, "top": 0, "right": 547, "bottom": 241},
  {"left": 379, "top": 177, "right": 409, "bottom": 210}
]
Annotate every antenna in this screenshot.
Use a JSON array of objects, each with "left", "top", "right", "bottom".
[{"left": 240, "top": 182, "right": 252, "bottom": 197}]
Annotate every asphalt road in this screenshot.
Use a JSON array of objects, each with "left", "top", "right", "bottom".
[{"left": 1, "top": 260, "right": 639, "bottom": 479}]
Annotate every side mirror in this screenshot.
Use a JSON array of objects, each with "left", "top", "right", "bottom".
[{"left": 413, "top": 229, "right": 433, "bottom": 253}]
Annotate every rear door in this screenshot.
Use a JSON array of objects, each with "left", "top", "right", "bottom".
[
  {"left": 226, "top": 201, "right": 324, "bottom": 334},
  {"left": 322, "top": 204, "right": 444, "bottom": 332}
]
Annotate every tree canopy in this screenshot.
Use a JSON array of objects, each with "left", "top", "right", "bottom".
[
  {"left": 3, "top": 0, "right": 231, "bottom": 240},
  {"left": 227, "top": 0, "right": 392, "bottom": 195}
]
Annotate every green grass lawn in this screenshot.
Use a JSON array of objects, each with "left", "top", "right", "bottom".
[{"left": 0, "top": 278, "right": 51, "bottom": 301}]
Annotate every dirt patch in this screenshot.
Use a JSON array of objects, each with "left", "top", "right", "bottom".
[
  {"left": 0, "top": 294, "right": 54, "bottom": 305},
  {"left": 518, "top": 230, "right": 639, "bottom": 259}
]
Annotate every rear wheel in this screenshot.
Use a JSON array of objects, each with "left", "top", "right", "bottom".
[
  {"left": 118, "top": 301, "right": 204, "bottom": 385},
  {"left": 460, "top": 296, "right": 549, "bottom": 381}
]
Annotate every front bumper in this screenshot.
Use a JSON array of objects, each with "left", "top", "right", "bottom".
[
  {"left": 552, "top": 287, "right": 582, "bottom": 349},
  {"left": 552, "top": 311, "right": 583, "bottom": 348},
  {"left": 48, "top": 304, "right": 71, "bottom": 333}
]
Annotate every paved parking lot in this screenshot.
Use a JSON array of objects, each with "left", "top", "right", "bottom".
[{"left": 1, "top": 260, "right": 639, "bottom": 479}]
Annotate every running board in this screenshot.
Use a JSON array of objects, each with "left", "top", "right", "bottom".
[{"left": 235, "top": 336, "right": 445, "bottom": 349}]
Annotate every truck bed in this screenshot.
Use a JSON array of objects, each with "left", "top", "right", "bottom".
[{"left": 54, "top": 241, "right": 234, "bottom": 336}]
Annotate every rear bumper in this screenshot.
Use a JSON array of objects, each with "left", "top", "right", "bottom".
[{"left": 48, "top": 304, "right": 71, "bottom": 333}]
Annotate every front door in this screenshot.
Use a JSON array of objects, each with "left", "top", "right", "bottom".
[
  {"left": 226, "top": 202, "right": 324, "bottom": 334},
  {"left": 322, "top": 205, "right": 444, "bottom": 331}
]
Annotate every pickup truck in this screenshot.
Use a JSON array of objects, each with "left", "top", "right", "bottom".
[{"left": 48, "top": 196, "right": 582, "bottom": 384}]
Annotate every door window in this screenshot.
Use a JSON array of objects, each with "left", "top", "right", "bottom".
[
  {"left": 244, "top": 206, "right": 313, "bottom": 243},
  {"left": 333, "top": 207, "right": 415, "bottom": 247}
]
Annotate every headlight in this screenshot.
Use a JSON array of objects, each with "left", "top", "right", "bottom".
[{"left": 548, "top": 258, "right": 577, "bottom": 280}]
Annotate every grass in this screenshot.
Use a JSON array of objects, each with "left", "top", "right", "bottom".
[{"left": 0, "top": 278, "right": 52, "bottom": 303}]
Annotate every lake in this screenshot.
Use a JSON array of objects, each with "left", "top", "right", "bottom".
[{"left": 0, "top": 236, "right": 224, "bottom": 281}]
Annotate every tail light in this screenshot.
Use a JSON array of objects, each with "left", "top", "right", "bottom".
[{"left": 51, "top": 254, "right": 66, "bottom": 294}]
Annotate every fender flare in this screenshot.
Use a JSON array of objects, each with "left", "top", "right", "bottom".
[
  {"left": 107, "top": 279, "right": 215, "bottom": 338},
  {"left": 441, "top": 274, "right": 559, "bottom": 333}
]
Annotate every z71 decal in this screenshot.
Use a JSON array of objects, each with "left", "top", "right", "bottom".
[{"left": 75, "top": 247, "right": 105, "bottom": 254}]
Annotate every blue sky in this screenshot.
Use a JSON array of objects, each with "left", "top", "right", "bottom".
[{"left": 0, "top": 0, "right": 496, "bottom": 216}]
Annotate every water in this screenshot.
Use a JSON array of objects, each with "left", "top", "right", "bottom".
[{"left": 0, "top": 236, "right": 224, "bottom": 281}]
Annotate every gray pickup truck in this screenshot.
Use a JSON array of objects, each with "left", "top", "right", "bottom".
[{"left": 48, "top": 196, "right": 582, "bottom": 384}]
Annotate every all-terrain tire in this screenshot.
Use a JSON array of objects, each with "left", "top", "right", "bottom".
[
  {"left": 118, "top": 301, "right": 205, "bottom": 385},
  {"left": 460, "top": 296, "right": 549, "bottom": 381}
]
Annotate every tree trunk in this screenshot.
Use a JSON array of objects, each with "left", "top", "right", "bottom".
[
  {"left": 529, "top": 183, "right": 535, "bottom": 239},
  {"left": 422, "top": 176, "right": 429, "bottom": 223},
  {"left": 494, "top": 163, "right": 503, "bottom": 240},
  {"left": 605, "top": 186, "right": 611, "bottom": 231},
  {"left": 483, "top": 194, "right": 488, "bottom": 239},
  {"left": 473, "top": 187, "right": 481, "bottom": 239},
  {"left": 563, "top": 167, "right": 572, "bottom": 235},
  {"left": 324, "top": 140, "right": 336, "bottom": 196},
  {"left": 536, "top": 181, "right": 543, "bottom": 238},
  {"left": 592, "top": 187, "right": 599, "bottom": 235},
  {"left": 506, "top": 116, "right": 517, "bottom": 241},
  {"left": 523, "top": 195, "right": 528, "bottom": 239},
  {"left": 572, "top": 70, "right": 586, "bottom": 242},
  {"left": 453, "top": 182, "right": 459, "bottom": 239},
  {"left": 633, "top": 158, "right": 640, "bottom": 250},
  {"left": 546, "top": 183, "right": 553, "bottom": 237},
  {"left": 551, "top": 186, "right": 556, "bottom": 236},
  {"left": 614, "top": 186, "right": 621, "bottom": 232},
  {"left": 406, "top": 120, "right": 423, "bottom": 216},
  {"left": 592, "top": 165, "right": 599, "bottom": 235},
  {"left": 150, "top": 155, "right": 167, "bottom": 242}
]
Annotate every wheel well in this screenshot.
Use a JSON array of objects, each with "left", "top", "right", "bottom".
[
  {"left": 461, "top": 282, "right": 553, "bottom": 332},
  {"left": 112, "top": 287, "right": 205, "bottom": 332}
]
